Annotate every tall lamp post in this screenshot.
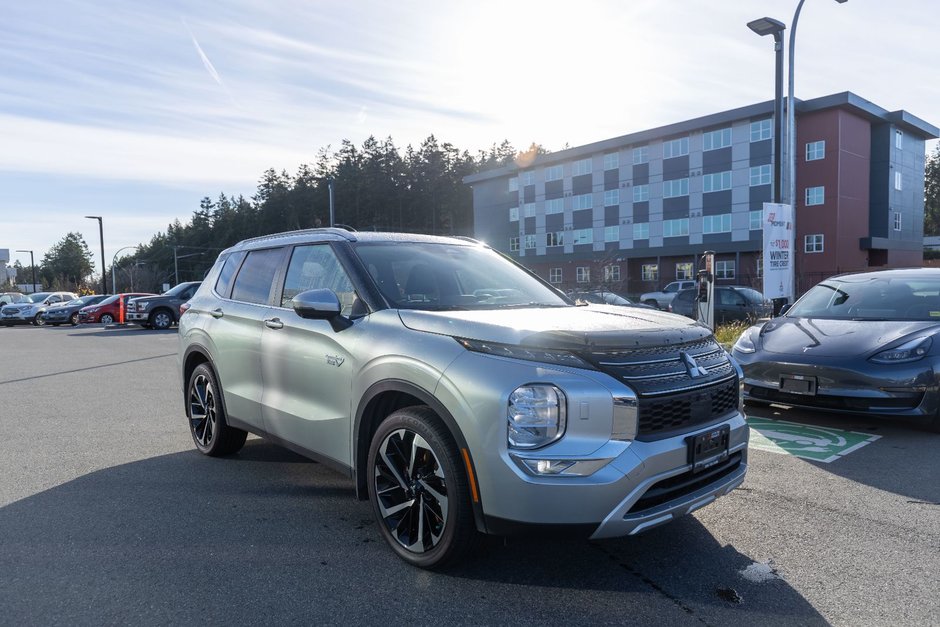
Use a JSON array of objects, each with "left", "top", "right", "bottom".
[
  {"left": 786, "top": 0, "right": 848, "bottom": 298},
  {"left": 85, "top": 216, "right": 107, "bottom": 295},
  {"left": 111, "top": 246, "right": 139, "bottom": 293},
  {"left": 15, "top": 249, "right": 36, "bottom": 293},
  {"left": 747, "top": 17, "right": 786, "bottom": 205}
]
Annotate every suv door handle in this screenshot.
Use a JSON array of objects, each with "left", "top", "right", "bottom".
[
  {"left": 264, "top": 317, "right": 284, "bottom": 329},
  {"left": 210, "top": 308, "right": 224, "bottom": 319}
]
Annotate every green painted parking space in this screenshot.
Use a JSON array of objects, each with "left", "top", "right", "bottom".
[{"left": 746, "top": 417, "right": 881, "bottom": 463}]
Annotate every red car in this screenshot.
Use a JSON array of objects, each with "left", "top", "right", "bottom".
[{"left": 78, "top": 292, "right": 155, "bottom": 324}]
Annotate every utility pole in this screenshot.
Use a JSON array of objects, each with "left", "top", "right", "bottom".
[{"left": 85, "top": 216, "right": 106, "bottom": 295}]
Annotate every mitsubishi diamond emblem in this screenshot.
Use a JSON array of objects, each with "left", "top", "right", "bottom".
[{"left": 680, "top": 351, "right": 709, "bottom": 378}]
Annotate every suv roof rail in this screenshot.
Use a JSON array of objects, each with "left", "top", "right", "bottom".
[{"left": 238, "top": 227, "right": 359, "bottom": 246}]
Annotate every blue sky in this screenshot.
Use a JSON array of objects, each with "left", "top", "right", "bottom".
[{"left": 1, "top": 0, "right": 937, "bottom": 276}]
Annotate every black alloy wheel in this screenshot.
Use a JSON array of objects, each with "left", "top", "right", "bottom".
[
  {"left": 367, "top": 406, "right": 477, "bottom": 569},
  {"left": 187, "top": 363, "right": 247, "bottom": 456}
]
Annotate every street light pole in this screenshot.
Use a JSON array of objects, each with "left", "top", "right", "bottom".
[
  {"left": 786, "top": 0, "right": 848, "bottom": 298},
  {"left": 15, "top": 249, "right": 36, "bottom": 293},
  {"left": 85, "top": 216, "right": 106, "bottom": 295},
  {"left": 747, "top": 17, "right": 786, "bottom": 205},
  {"left": 111, "top": 246, "right": 139, "bottom": 293}
]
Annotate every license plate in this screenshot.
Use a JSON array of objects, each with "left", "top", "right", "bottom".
[
  {"left": 687, "top": 425, "right": 730, "bottom": 473},
  {"left": 780, "top": 374, "right": 816, "bottom": 396}
]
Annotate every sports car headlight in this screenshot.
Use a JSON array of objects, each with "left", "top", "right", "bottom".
[
  {"left": 869, "top": 336, "right": 932, "bottom": 364},
  {"left": 732, "top": 328, "right": 758, "bottom": 354},
  {"left": 508, "top": 385, "right": 566, "bottom": 449}
]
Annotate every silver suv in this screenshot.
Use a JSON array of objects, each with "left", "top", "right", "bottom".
[{"left": 178, "top": 230, "right": 748, "bottom": 568}]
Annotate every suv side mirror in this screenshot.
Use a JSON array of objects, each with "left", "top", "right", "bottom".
[{"left": 293, "top": 289, "right": 353, "bottom": 331}]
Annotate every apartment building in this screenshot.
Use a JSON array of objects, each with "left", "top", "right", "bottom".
[{"left": 464, "top": 92, "right": 938, "bottom": 297}]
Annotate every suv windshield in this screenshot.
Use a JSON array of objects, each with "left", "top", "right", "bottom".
[
  {"left": 163, "top": 282, "right": 196, "bottom": 297},
  {"left": 353, "top": 242, "right": 569, "bottom": 311},
  {"left": 789, "top": 276, "right": 940, "bottom": 321},
  {"left": 26, "top": 292, "right": 52, "bottom": 303}
]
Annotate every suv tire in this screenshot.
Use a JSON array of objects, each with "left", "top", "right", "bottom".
[
  {"left": 367, "top": 406, "right": 477, "bottom": 569},
  {"left": 150, "top": 309, "right": 174, "bottom": 330},
  {"left": 187, "top": 363, "right": 248, "bottom": 456}
]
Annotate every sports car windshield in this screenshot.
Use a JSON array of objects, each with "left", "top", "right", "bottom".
[
  {"left": 353, "top": 242, "right": 569, "bottom": 311},
  {"left": 788, "top": 276, "right": 940, "bottom": 321}
]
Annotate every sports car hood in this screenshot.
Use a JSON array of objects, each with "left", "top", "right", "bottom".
[
  {"left": 398, "top": 305, "right": 711, "bottom": 350},
  {"left": 759, "top": 317, "right": 940, "bottom": 357}
]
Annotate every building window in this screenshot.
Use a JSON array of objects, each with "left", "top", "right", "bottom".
[
  {"left": 549, "top": 268, "right": 562, "bottom": 283},
  {"left": 572, "top": 228, "right": 593, "bottom": 245},
  {"left": 633, "top": 222, "right": 649, "bottom": 240},
  {"left": 573, "top": 193, "right": 593, "bottom": 210},
  {"left": 715, "top": 260, "right": 735, "bottom": 279},
  {"left": 894, "top": 212, "right": 902, "bottom": 231},
  {"left": 523, "top": 202, "right": 536, "bottom": 217},
  {"left": 545, "top": 198, "right": 564, "bottom": 214},
  {"left": 806, "top": 140, "right": 825, "bottom": 161},
  {"left": 546, "top": 231, "right": 563, "bottom": 247},
  {"left": 749, "top": 210, "right": 762, "bottom": 230},
  {"left": 524, "top": 234, "right": 537, "bottom": 249},
  {"left": 749, "top": 164, "right": 771, "bottom": 187},
  {"left": 603, "top": 153, "right": 619, "bottom": 171},
  {"left": 676, "top": 263, "right": 693, "bottom": 280},
  {"left": 604, "top": 189, "right": 620, "bottom": 207},
  {"left": 750, "top": 119, "right": 772, "bottom": 142},
  {"left": 509, "top": 206, "right": 519, "bottom": 221},
  {"left": 573, "top": 158, "right": 592, "bottom": 176},
  {"left": 633, "top": 146, "right": 649, "bottom": 165},
  {"left": 509, "top": 237, "right": 520, "bottom": 252},
  {"left": 633, "top": 184, "right": 649, "bottom": 203},
  {"left": 508, "top": 177, "right": 519, "bottom": 192},
  {"left": 663, "top": 178, "right": 689, "bottom": 198},
  {"left": 663, "top": 137, "right": 690, "bottom": 159},
  {"left": 521, "top": 171, "right": 534, "bottom": 186},
  {"left": 663, "top": 218, "right": 689, "bottom": 237},
  {"left": 805, "top": 186, "right": 825, "bottom": 206},
  {"left": 545, "top": 164, "right": 563, "bottom": 181},
  {"left": 895, "top": 171, "right": 902, "bottom": 191},
  {"left": 703, "top": 171, "right": 732, "bottom": 193},
  {"left": 605, "top": 265, "right": 620, "bottom": 282},
  {"left": 703, "top": 128, "right": 732, "bottom": 151},
  {"left": 641, "top": 264, "right": 659, "bottom": 281},
  {"left": 703, "top": 213, "right": 732, "bottom": 234},
  {"left": 576, "top": 267, "right": 590, "bottom": 283},
  {"left": 805, "top": 234, "right": 824, "bottom": 253},
  {"left": 896, "top": 129, "right": 903, "bottom": 150},
  {"left": 604, "top": 226, "right": 619, "bottom": 242}
]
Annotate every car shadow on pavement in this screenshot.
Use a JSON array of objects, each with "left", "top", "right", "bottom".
[
  {"left": 744, "top": 404, "right": 940, "bottom": 505},
  {"left": 0, "top": 438, "right": 825, "bottom": 625}
]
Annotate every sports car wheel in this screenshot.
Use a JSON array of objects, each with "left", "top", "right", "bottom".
[
  {"left": 100, "top": 313, "right": 114, "bottom": 324},
  {"left": 70, "top": 313, "right": 79, "bottom": 326},
  {"left": 187, "top": 363, "right": 247, "bottom": 456},
  {"left": 33, "top": 314, "right": 45, "bottom": 326},
  {"left": 367, "top": 406, "right": 477, "bottom": 569}
]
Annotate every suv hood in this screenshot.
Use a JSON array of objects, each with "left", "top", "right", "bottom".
[{"left": 398, "top": 305, "right": 710, "bottom": 350}]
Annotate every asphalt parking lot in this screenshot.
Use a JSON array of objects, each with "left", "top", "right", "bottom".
[{"left": 1, "top": 325, "right": 937, "bottom": 626}]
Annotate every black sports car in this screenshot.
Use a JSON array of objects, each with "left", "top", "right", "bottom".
[{"left": 732, "top": 268, "right": 940, "bottom": 432}]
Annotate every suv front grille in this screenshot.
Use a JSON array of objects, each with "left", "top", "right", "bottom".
[{"left": 579, "top": 337, "right": 738, "bottom": 440}]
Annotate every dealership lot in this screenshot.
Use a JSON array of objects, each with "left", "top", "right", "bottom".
[{"left": 1, "top": 326, "right": 937, "bottom": 625}]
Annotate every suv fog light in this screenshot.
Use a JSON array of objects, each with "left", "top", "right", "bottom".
[
  {"left": 512, "top": 456, "right": 612, "bottom": 477},
  {"left": 508, "top": 385, "right": 566, "bottom": 449}
]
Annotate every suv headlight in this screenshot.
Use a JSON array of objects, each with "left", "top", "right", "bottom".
[
  {"left": 508, "top": 384, "right": 566, "bottom": 449},
  {"left": 869, "top": 336, "right": 931, "bottom": 364}
]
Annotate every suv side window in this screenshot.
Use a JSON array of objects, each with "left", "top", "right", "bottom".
[
  {"left": 231, "top": 248, "right": 283, "bottom": 305},
  {"left": 281, "top": 245, "right": 359, "bottom": 315},
  {"left": 214, "top": 252, "right": 245, "bottom": 298}
]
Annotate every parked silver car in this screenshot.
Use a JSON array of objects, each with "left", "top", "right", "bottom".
[
  {"left": 1, "top": 291, "right": 78, "bottom": 326},
  {"left": 179, "top": 230, "right": 748, "bottom": 568}
]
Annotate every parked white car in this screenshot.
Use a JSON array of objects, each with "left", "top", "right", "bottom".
[
  {"left": 639, "top": 280, "right": 696, "bottom": 309},
  {"left": 0, "top": 291, "right": 78, "bottom": 326}
]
